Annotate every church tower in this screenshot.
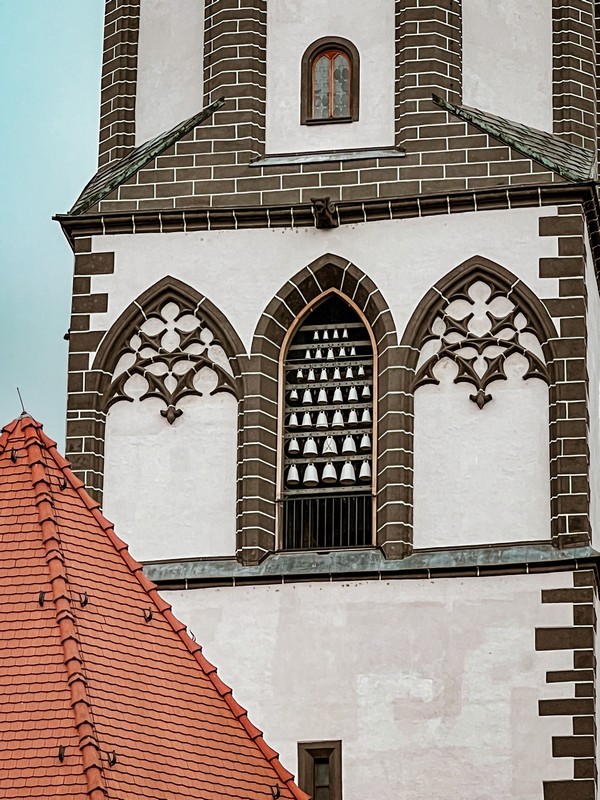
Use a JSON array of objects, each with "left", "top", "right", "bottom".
[{"left": 57, "top": 2, "right": 600, "bottom": 797}]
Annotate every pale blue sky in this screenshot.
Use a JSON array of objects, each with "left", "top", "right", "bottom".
[{"left": 0, "top": 1, "right": 104, "bottom": 443}]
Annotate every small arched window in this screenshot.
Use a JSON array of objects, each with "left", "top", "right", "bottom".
[
  {"left": 301, "top": 37, "right": 360, "bottom": 125},
  {"left": 281, "top": 294, "right": 374, "bottom": 550}
]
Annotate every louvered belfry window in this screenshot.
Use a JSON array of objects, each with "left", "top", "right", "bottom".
[{"left": 282, "top": 295, "right": 373, "bottom": 550}]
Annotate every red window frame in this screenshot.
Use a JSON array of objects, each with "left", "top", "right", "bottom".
[{"left": 311, "top": 49, "right": 352, "bottom": 120}]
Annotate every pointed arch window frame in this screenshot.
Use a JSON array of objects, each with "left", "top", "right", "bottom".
[
  {"left": 239, "top": 254, "right": 402, "bottom": 567},
  {"left": 277, "top": 288, "right": 378, "bottom": 550},
  {"left": 92, "top": 277, "right": 245, "bottom": 414},
  {"left": 301, "top": 37, "right": 360, "bottom": 125}
]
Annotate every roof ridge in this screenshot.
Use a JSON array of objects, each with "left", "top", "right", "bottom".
[
  {"left": 36, "top": 424, "right": 311, "bottom": 800},
  {"left": 20, "top": 418, "right": 109, "bottom": 800}
]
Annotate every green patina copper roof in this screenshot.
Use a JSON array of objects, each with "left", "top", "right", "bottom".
[
  {"left": 69, "top": 98, "right": 225, "bottom": 216},
  {"left": 433, "top": 94, "right": 596, "bottom": 184},
  {"left": 69, "top": 93, "right": 595, "bottom": 217}
]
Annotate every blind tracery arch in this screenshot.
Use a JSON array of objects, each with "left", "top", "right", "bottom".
[{"left": 399, "top": 255, "right": 585, "bottom": 552}]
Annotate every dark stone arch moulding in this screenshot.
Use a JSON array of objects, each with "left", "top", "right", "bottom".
[
  {"left": 400, "top": 255, "right": 589, "bottom": 551},
  {"left": 239, "top": 253, "right": 401, "bottom": 566},
  {"left": 68, "top": 275, "right": 247, "bottom": 505},
  {"left": 91, "top": 275, "right": 247, "bottom": 383}
]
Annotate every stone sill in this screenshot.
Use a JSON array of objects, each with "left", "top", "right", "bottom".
[{"left": 250, "top": 147, "right": 406, "bottom": 167}]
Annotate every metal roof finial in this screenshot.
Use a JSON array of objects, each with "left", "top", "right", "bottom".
[{"left": 16, "top": 387, "right": 27, "bottom": 416}]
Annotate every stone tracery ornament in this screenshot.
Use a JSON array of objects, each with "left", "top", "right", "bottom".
[
  {"left": 106, "top": 300, "right": 237, "bottom": 424},
  {"left": 414, "top": 278, "right": 549, "bottom": 408}
]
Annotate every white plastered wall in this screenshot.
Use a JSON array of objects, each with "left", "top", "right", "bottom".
[
  {"left": 586, "top": 235, "right": 600, "bottom": 550},
  {"left": 414, "top": 373, "right": 550, "bottom": 547},
  {"left": 136, "top": 0, "right": 205, "bottom": 144},
  {"left": 265, "top": 0, "right": 395, "bottom": 153},
  {"left": 89, "top": 208, "right": 559, "bottom": 560},
  {"left": 88, "top": 209, "right": 559, "bottom": 352},
  {"left": 165, "top": 572, "right": 574, "bottom": 800},
  {"left": 103, "top": 389, "right": 238, "bottom": 562},
  {"left": 462, "top": 0, "right": 553, "bottom": 132}
]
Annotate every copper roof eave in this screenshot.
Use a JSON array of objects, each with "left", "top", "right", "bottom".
[
  {"left": 144, "top": 542, "right": 600, "bottom": 587},
  {"left": 432, "top": 94, "right": 597, "bottom": 183},
  {"left": 65, "top": 97, "right": 226, "bottom": 217}
]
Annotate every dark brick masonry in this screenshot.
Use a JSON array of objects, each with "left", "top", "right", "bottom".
[
  {"left": 89, "top": 0, "right": 564, "bottom": 215},
  {"left": 537, "top": 569, "right": 598, "bottom": 799},
  {"left": 98, "top": 0, "right": 140, "bottom": 169},
  {"left": 539, "top": 207, "right": 591, "bottom": 548},
  {"left": 65, "top": 2, "right": 599, "bottom": 562}
]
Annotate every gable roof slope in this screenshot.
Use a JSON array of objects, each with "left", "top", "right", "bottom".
[
  {"left": 433, "top": 94, "right": 596, "bottom": 183},
  {"left": 0, "top": 414, "right": 308, "bottom": 800},
  {"left": 69, "top": 98, "right": 225, "bottom": 216}
]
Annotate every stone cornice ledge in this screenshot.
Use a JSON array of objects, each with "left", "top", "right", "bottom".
[
  {"left": 54, "top": 182, "right": 593, "bottom": 248},
  {"left": 144, "top": 543, "right": 600, "bottom": 589}
]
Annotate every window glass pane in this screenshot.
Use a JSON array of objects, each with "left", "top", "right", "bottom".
[
  {"left": 315, "top": 758, "right": 330, "bottom": 786},
  {"left": 313, "top": 55, "right": 331, "bottom": 119},
  {"left": 332, "top": 53, "right": 350, "bottom": 117}
]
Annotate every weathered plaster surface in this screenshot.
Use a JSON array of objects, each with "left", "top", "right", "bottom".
[
  {"left": 462, "top": 0, "right": 553, "bottom": 132},
  {"left": 102, "top": 388, "right": 237, "bottom": 561},
  {"left": 414, "top": 365, "right": 551, "bottom": 546},
  {"left": 136, "top": 0, "right": 205, "bottom": 144},
  {"left": 265, "top": 0, "right": 395, "bottom": 153},
  {"left": 165, "top": 573, "right": 573, "bottom": 799},
  {"left": 89, "top": 208, "right": 559, "bottom": 353}
]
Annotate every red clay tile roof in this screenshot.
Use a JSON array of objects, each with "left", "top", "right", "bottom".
[{"left": 0, "top": 415, "right": 308, "bottom": 800}]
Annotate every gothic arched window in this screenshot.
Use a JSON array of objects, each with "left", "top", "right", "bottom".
[
  {"left": 281, "top": 294, "right": 374, "bottom": 550},
  {"left": 301, "top": 37, "right": 360, "bottom": 125}
]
